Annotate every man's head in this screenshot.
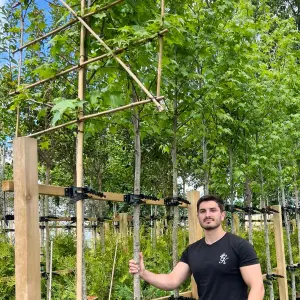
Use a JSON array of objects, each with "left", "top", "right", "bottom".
[{"left": 197, "top": 195, "right": 226, "bottom": 230}]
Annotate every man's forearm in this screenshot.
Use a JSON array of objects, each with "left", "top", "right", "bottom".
[
  {"left": 248, "top": 285, "right": 265, "bottom": 300},
  {"left": 140, "top": 270, "right": 178, "bottom": 291}
]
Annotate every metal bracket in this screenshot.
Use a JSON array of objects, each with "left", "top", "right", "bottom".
[
  {"left": 164, "top": 196, "right": 190, "bottom": 206},
  {"left": 65, "top": 186, "right": 106, "bottom": 203},
  {"left": 124, "top": 194, "right": 158, "bottom": 205}
]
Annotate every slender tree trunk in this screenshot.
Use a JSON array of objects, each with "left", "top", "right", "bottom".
[
  {"left": 279, "top": 161, "right": 296, "bottom": 300},
  {"left": 132, "top": 87, "right": 141, "bottom": 300},
  {"left": 293, "top": 168, "right": 300, "bottom": 263},
  {"left": 0, "top": 145, "right": 5, "bottom": 230},
  {"left": 229, "top": 145, "right": 235, "bottom": 234},
  {"left": 45, "top": 164, "right": 51, "bottom": 300},
  {"left": 260, "top": 171, "right": 274, "bottom": 300},
  {"left": 202, "top": 120, "right": 209, "bottom": 194},
  {"left": 98, "top": 170, "right": 105, "bottom": 253},
  {"left": 244, "top": 176, "right": 253, "bottom": 244},
  {"left": 171, "top": 96, "right": 179, "bottom": 298}
]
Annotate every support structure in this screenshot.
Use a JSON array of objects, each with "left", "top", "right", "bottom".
[{"left": 13, "top": 137, "right": 41, "bottom": 300}]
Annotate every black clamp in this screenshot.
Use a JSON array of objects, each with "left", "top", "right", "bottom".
[
  {"left": 287, "top": 264, "right": 300, "bottom": 272},
  {"left": 2, "top": 214, "right": 14, "bottom": 226},
  {"left": 164, "top": 196, "right": 190, "bottom": 206},
  {"left": 40, "top": 216, "right": 59, "bottom": 222},
  {"left": 168, "top": 296, "right": 196, "bottom": 300},
  {"left": 97, "top": 216, "right": 111, "bottom": 223},
  {"left": 124, "top": 194, "right": 158, "bottom": 205},
  {"left": 282, "top": 206, "right": 295, "bottom": 214},
  {"left": 65, "top": 186, "right": 106, "bottom": 203},
  {"left": 266, "top": 273, "right": 284, "bottom": 281},
  {"left": 261, "top": 206, "right": 279, "bottom": 215}
]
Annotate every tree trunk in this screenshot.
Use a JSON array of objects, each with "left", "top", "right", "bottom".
[
  {"left": 98, "top": 170, "right": 105, "bottom": 253},
  {"left": 229, "top": 145, "right": 235, "bottom": 234},
  {"left": 244, "top": 176, "right": 253, "bottom": 244},
  {"left": 202, "top": 120, "right": 209, "bottom": 194},
  {"left": 171, "top": 97, "right": 179, "bottom": 298},
  {"left": 279, "top": 161, "right": 296, "bottom": 300},
  {"left": 132, "top": 87, "right": 141, "bottom": 300}
]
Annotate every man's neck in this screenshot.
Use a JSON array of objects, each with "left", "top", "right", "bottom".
[{"left": 204, "top": 227, "right": 226, "bottom": 245}]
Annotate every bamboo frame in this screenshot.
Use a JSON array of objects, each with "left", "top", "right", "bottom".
[
  {"left": 58, "top": 0, "right": 163, "bottom": 111},
  {"left": 76, "top": 0, "right": 86, "bottom": 297},
  {"left": 156, "top": 0, "right": 164, "bottom": 97},
  {"left": 12, "top": 0, "right": 125, "bottom": 54},
  {"left": 9, "top": 29, "right": 168, "bottom": 96},
  {"left": 21, "top": 96, "right": 164, "bottom": 139}
]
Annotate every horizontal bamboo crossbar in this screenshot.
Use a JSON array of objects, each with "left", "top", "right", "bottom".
[
  {"left": 12, "top": 0, "right": 125, "bottom": 54},
  {"left": 2, "top": 180, "right": 188, "bottom": 207},
  {"left": 9, "top": 29, "right": 167, "bottom": 96},
  {"left": 151, "top": 291, "right": 192, "bottom": 300},
  {"left": 23, "top": 96, "right": 164, "bottom": 138}
]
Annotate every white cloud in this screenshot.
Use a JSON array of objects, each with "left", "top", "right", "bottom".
[{"left": 0, "top": 0, "right": 6, "bottom": 7}]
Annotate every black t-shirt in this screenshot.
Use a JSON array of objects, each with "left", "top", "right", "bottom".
[{"left": 180, "top": 232, "right": 259, "bottom": 300}]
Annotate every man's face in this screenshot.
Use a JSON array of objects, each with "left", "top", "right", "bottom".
[{"left": 197, "top": 200, "right": 225, "bottom": 230}]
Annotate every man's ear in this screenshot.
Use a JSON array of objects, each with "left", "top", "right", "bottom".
[{"left": 221, "top": 210, "right": 226, "bottom": 221}]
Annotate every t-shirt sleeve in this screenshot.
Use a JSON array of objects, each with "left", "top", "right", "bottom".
[
  {"left": 238, "top": 239, "right": 259, "bottom": 267},
  {"left": 179, "top": 247, "right": 189, "bottom": 265}
]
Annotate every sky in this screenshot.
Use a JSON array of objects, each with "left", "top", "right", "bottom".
[{"left": 0, "top": 0, "right": 6, "bottom": 7}]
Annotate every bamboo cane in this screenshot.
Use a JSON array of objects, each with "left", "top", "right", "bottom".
[
  {"left": 76, "top": 0, "right": 86, "bottom": 298},
  {"left": 108, "top": 235, "right": 119, "bottom": 300},
  {"left": 48, "top": 241, "right": 53, "bottom": 300},
  {"left": 12, "top": 0, "right": 125, "bottom": 54},
  {"left": 9, "top": 29, "right": 168, "bottom": 96},
  {"left": 58, "top": 0, "right": 163, "bottom": 112},
  {"left": 156, "top": 0, "right": 164, "bottom": 97},
  {"left": 19, "top": 96, "right": 164, "bottom": 139}
]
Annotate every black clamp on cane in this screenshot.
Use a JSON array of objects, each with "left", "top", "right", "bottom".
[
  {"left": 164, "top": 196, "right": 190, "bottom": 206},
  {"left": 2, "top": 214, "right": 14, "bottom": 226},
  {"left": 287, "top": 264, "right": 300, "bottom": 272},
  {"left": 261, "top": 206, "right": 279, "bottom": 215},
  {"left": 124, "top": 194, "right": 158, "bottom": 205},
  {"left": 65, "top": 186, "right": 106, "bottom": 204}
]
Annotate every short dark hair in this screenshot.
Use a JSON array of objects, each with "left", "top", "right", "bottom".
[{"left": 197, "top": 194, "right": 225, "bottom": 212}]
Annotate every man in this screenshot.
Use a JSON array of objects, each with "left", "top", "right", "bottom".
[{"left": 129, "top": 194, "right": 264, "bottom": 300}]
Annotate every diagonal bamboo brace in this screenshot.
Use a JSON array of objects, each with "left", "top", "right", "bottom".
[{"left": 59, "top": 0, "right": 164, "bottom": 112}]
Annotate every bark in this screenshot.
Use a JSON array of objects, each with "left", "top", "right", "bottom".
[
  {"left": 279, "top": 161, "right": 296, "bottom": 300},
  {"left": 244, "top": 176, "right": 253, "bottom": 244},
  {"left": 132, "top": 87, "right": 141, "bottom": 300},
  {"left": 229, "top": 145, "right": 235, "bottom": 234},
  {"left": 171, "top": 96, "right": 179, "bottom": 298},
  {"left": 260, "top": 171, "right": 274, "bottom": 300},
  {"left": 98, "top": 170, "right": 105, "bottom": 253},
  {"left": 293, "top": 169, "right": 300, "bottom": 263},
  {"left": 202, "top": 120, "right": 209, "bottom": 194},
  {"left": 45, "top": 164, "right": 51, "bottom": 300}
]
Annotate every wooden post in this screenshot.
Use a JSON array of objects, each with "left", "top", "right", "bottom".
[
  {"left": 233, "top": 214, "right": 239, "bottom": 235},
  {"left": 271, "top": 205, "right": 288, "bottom": 300},
  {"left": 187, "top": 190, "right": 203, "bottom": 299},
  {"left": 119, "top": 213, "right": 128, "bottom": 238},
  {"left": 13, "top": 137, "right": 41, "bottom": 300}
]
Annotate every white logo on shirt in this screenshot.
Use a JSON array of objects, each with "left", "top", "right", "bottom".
[{"left": 219, "top": 253, "right": 229, "bottom": 265}]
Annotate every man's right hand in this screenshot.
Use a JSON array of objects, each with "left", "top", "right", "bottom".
[{"left": 129, "top": 252, "right": 145, "bottom": 276}]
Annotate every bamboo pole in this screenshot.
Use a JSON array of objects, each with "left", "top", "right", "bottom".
[
  {"left": 48, "top": 241, "right": 53, "bottom": 300},
  {"left": 9, "top": 29, "right": 167, "bottom": 96},
  {"left": 108, "top": 235, "right": 118, "bottom": 300},
  {"left": 58, "top": 0, "right": 163, "bottom": 112},
  {"left": 12, "top": 0, "right": 125, "bottom": 54},
  {"left": 15, "top": 8, "right": 24, "bottom": 137},
  {"left": 21, "top": 96, "right": 164, "bottom": 139},
  {"left": 156, "top": 0, "right": 164, "bottom": 97},
  {"left": 76, "top": 0, "right": 86, "bottom": 298}
]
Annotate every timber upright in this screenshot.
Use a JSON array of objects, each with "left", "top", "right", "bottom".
[{"left": 13, "top": 137, "right": 41, "bottom": 300}]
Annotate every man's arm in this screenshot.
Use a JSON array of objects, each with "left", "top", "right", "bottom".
[
  {"left": 129, "top": 252, "right": 191, "bottom": 291},
  {"left": 240, "top": 264, "right": 264, "bottom": 300}
]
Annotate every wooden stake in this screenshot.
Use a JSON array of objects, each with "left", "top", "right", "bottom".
[
  {"left": 271, "top": 205, "right": 288, "bottom": 300},
  {"left": 119, "top": 213, "right": 128, "bottom": 239},
  {"left": 187, "top": 190, "right": 202, "bottom": 300},
  {"left": 59, "top": 0, "right": 163, "bottom": 112},
  {"left": 13, "top": 137, "right": 40, "bottom": 300}
]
